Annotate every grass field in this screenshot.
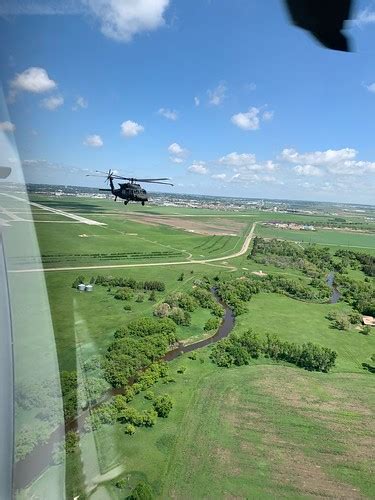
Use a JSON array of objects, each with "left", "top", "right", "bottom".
[
  {"left": 27, "top": 354, "right": 375, "bottom": 499},
  {"left": 12, "top": 194, "right": 375, "bottom": 499},
  {"left": 256, "top": 225, "right": 375, "bottom": 252}
]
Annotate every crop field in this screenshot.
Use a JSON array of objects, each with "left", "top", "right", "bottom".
[
  {"left": 256, "top": 225, "right": 375, "bottom": 252},
  {"left": 11, "top": 194, "right": 375, "bottom": 499}
]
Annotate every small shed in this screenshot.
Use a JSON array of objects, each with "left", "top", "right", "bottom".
[
  {"left": 85, "top": 284, "right": 93, "bottom": 292},
  {"left": 78, "top": 283, "right": 86, "bottom": 292}
]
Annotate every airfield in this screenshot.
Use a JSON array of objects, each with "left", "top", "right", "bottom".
[{"left": 3, "top": 192, "right": 375, "bottom": 499}]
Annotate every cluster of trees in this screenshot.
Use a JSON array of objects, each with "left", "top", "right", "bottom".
[
  {"left": 71, "top": 275, "right": 87, "bottom": 288},
  {"left": 85, "top": 389, "right": 173, "bottom": 433},
  {"left": 204, "top": 317, "right": 221, "bottom": 331},
  {"left": 104, "top": 318, "right": 177, "bottom": 388},
  {"left": 153, "top": 291, "right": 197, "bottom": 326},
  {"left": 249, "top": 237, "right": 336, "bottom": 278},
  {"left": 153, "top": 288, "right": 224, "bottom": 326},
  {"left": 335, "top": 249, "right": 375, "bottom": 278},
  {"left": 264, "top": 274, "right": 331, "bottom": 302},
  {"left": 210, "top": 330, "right": 337, "bottom": 373},
  {"left": 335, "top": 275, "right": 375, "bottom": 316},
  {"left": 190, "top": 287, "right": 224, "bottom": 317},
  {"left": 215, "top": 278, "right": 260, "bottom": 315},
  {"left": 326, "top": 310, "right": 361, "bottom": 331},
  {"left": 214, "top": 271, "right": 330, "bottom": 317},
  {"left": 91, "top": 275, "right": 166, "bottom": 291}
]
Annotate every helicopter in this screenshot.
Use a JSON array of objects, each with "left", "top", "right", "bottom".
[{"left": 87, "top": 169, "right": 173, "bottom": 205}]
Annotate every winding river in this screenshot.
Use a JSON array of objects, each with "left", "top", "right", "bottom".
[{"left": 14, "top": 289, "right": 235, "bottom": 490}]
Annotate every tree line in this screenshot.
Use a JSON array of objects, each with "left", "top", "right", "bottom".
[{"left": 210, "top": 329, "right": 337, "bottom": 373}]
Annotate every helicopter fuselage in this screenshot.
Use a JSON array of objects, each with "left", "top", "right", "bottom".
[{"left": 113, "top": 182, "right": 148, "bottom": 204}]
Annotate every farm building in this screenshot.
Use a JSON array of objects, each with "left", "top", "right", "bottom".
[{"left": 362, "top": 315, "right": 375, "bottom": 327}]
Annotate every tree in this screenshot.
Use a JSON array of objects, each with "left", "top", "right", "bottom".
[
  {"left": 127, "top": 481, "right": 153, "bottom": 500},
  {"left": 124, "top": 423, "right": 136, "bottom": 435},
  {"left": 204, "top": 317, "right": 221, "bottom": 331},
  {"left": 153, "top": 302, "right": 171, "bottom": 318},
  {"left": 362, "top": 325, "right": 371, "bottom": 336},
  {"left": 114, "top": 287, "right": 134, "bottom": 301},
  {"left": 72, "top": 275, "right": 85, "bottom": 288},
  {"left": 178, "top": 272, "right": 184, "bottom": 281},
  {"left": 149, "top": 290, "right": 156, "bottom": 301},
  {"left": 153, "top": 394, "right": 173, "bottom": 417},
  {"left": 136, "top": 294, "right": 144, "bottom": 303},
  {"left": 333, "top": 316, "right": 351, "bottom": 331},
  {"left": 144, "top": 390, "right": 154, "bottom": 400},
  {"left": 169, "top": 307, "right": 191, "bottom": 326}
]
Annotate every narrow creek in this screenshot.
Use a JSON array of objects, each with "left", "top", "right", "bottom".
[
  {"left": 326, "top": 271, "right": 341, "bottom": 304},
  {"left": 14, "top": 289, "right": 235, "bottom": 490}
]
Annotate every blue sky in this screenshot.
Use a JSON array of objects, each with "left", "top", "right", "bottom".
[{"left": 1, "top": 0, "right": 375, "bottom": 204}]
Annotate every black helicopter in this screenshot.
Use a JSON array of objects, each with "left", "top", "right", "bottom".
[{"left": 87, "top": 170, "right": 173, "bottom": 205}]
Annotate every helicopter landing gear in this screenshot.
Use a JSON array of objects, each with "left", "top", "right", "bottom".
[
  {"left": 142, "top": 201, "right": 145, "bottom": 206},
  {"left": 124, "top": 200, "right": 128, "bottom": 205}
]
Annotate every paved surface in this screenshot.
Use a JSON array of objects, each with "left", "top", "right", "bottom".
[{"left": 0, "top": 193, "right": 106, "bottom": 226}]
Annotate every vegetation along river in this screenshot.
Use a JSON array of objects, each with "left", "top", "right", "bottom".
[{"left": 14, "top": 289, "right": 235, "bottom": 490}]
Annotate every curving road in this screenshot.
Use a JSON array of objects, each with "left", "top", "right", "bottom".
[{"left": 10, "top": 222, "right": 257, "bottom": 273}]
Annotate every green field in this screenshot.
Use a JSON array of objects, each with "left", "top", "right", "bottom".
[
  {"left": 256, "top": 225, "right": 375, "bottom": 252},
  {"left": 27, "top": 354, "right": 374, "bottom": 499},
  {"left": 12, "top": 194, "right": 375, "bottom": 499}
]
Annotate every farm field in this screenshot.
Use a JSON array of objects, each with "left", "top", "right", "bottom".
[
  {"left": 256, "top": 225, "right": 375, "bottom": 252},
  {"left": 10, "top": 194, "right": 375, "bottom": 499}
]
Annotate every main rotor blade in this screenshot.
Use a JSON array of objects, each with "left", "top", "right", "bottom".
[
  {"left": 144, "top": 180, "right": 174, "bottom": 186},
  {"left": 135, "top": 178, "right": 171, "bottom": 182}
]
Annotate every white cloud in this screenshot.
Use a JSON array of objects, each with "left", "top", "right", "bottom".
[
  {"left": 168, "top": 143, "right": 185, "bottom": 155},
  {"left": 170, "top": 157, "right": 184, "bottom": 164},
  {"left": 231, "top": 106, "right": 274, "bottom": 131},
  {"left": 262, "top": 110, "right": 274, "bottom": 121},
  {"left": 9, "top": 67, "right": 56, "bottom": 101},
  {"left": 188, "top": 162, "right": 208, "bottom": 175},
  {"left": 83, "top": 0, "right": 170, "bottom": 42},
  {"left": 365, "top": 82, "right": 375, "bottom": 93},
  {"left": 231, "top": 107, "right": 260, "bottom": 131},
  {"left": 84, "top": 134, "right": 103, "bottom": 148},
  {"left": 168, "top": 142, "right": 188, "bottom": 163},
  {"left": 218, "top": 152, "right": 256, "bottom": 167},
  {"left": 281, "top": 147, "right": 357, "bottom": 165},
  {"left": 245, "top": 82, "right": 256, "bottom": 91},
  {"left": 121, "top": 120, "right": 144, "bottom": 137},
  {"left": 229, "top": 172, "right": 281, "bottom": 184},
  {"left": 211, "top": 173, "right": 226, "bottom": 180},
  {"left": 293, "top": 165, "right": 323, "bottom": 177},
  {"left": 216, "top": 152, "right": 278, "bottom": 181},
  {"left": 282, "top": 147, "right": 375, "bottom": 176},
  {"left": 207, "top": 82, "right": 227, "bottom": 106},
  {"left": 73, "top": 96, "right": 88, "bottom": 110},
  {"left": 40, "top": 94, "right": 64, "bottom": 110},
  {"left": 158, "top": 107, "right": 178, "bottom": 121},
  {"left": 354, "top": 7, "right": 375, "bottom": 27},
  {"left": 0, "top": 121, "right": 16, "bottom": 132},
  {"left": 194, "top": 96, "right": 200, "bottom": 107}
]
